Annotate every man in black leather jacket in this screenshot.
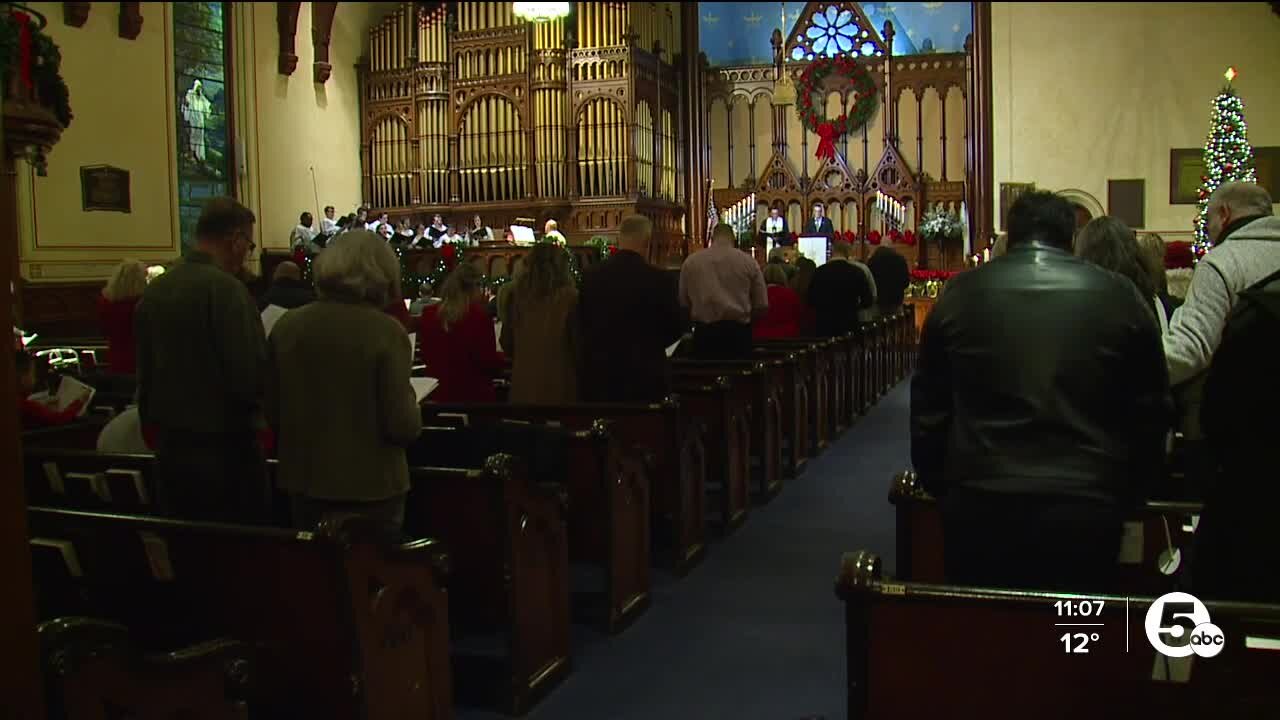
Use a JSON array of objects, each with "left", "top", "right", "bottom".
[{"left": 911, "top": 191, "right": 1171, "bottom": 592}]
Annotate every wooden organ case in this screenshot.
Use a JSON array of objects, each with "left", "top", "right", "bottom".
[
  {"left": 361, "top": 2, "right": 692, "bottom": 262},
  {"left": 706, "top": 1, "right": 978, "bottom": 270}
]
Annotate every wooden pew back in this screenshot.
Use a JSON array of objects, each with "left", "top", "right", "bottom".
[
  {"left": 28, "top": 507, "right": 453, "bottom": 719},
  {"left": 836, "top": 550, "right": 1280, "bottom": 719},
  {"left": 888, "top": 471, "right": 1202, "bottom": 597}
]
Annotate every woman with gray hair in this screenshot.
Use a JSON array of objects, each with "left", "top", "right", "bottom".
[{"left": 266, "top": 230, "right": 422, "bottom": 541}]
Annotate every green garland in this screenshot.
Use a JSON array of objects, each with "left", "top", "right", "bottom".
[
  {"left": 795, "top": 56, "right": 876, "bottom": 140},
  {"left": 0, "top": 12, "right": 74, "bottom": 129}
]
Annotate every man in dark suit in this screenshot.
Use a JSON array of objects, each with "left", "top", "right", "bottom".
[
  {"left": 578, "top": 215, "right": 687, "bottom": 402},
  {"left": 803, "top": 201, "right": 835, "bottom": 242},
  {"left": 912, "top": 191, "right": 1171, "bottom": 593},
  {"left": 760, "top": 206, "right": 791, "bottom": 248},
  {"left": 806, "top": 242, "right": 874, "bottom": 337}
]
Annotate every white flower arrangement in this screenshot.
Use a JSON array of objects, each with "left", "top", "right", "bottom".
[{"left": 920, "top": 207, "right": 963, "bottom": 242}]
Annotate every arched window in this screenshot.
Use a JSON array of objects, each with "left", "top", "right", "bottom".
[
  {"left": 788, "top": 4, "right": 884, "bottom": 62},
  {"left": 173, "top": 2, "right": 233, "bottom": 246}
]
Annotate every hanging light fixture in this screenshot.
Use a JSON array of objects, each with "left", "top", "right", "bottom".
[
  {"left": 513, "top": 2, "right": 571, "bottom": 22},
  {"left": 772, "top": 2, "right": 796, "bottom": 106}
]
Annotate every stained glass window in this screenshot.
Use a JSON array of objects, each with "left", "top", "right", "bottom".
[
  {"left": 789, "top": 5, "right": 883, "bottom": 62},
  {"left": 173, "top": 2, "right": 233, "bottom": 247}
]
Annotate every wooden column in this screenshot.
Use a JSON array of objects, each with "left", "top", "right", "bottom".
[
  {"left": 680, "top": 1, "right": 707, "bottom": 253},
  {"left": 311, "top": 1, "right": 339, "bottom": 84},
  {"left": 0, "top": 97, "right": 45, "bottom": 720},
  {"left": 277, "top": 2, "right": 302, "bottom": 76},
  {"left": 940, "top": 87, "right": 948, "bottom": 181},
  {"left": 969, "top": 1, "right": 995, "bottom": 244}
]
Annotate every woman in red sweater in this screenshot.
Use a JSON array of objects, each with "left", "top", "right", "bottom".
[
  {"left": 754, "top": 263, "right": 803, "bottom": 340},
  {"left": 97, "top": 260, "right": 148, "bottom": 375},
  {"left": 419, "top": 264, "right": 505, "bottom": 402}
]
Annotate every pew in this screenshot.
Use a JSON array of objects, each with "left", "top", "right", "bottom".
[
  {"left": 835, "top": 550, "right": 1280, "bottom": 719},
  {"left": 672, "top": 374, "right": 751, "bottom": 530},
  {"left": 24, "top": 448, "right": 157, "bottom": 512},
  {"left": 40, "top": 616, "right": 254, "bottom": 720},
  {"left": 423, "top": 399, "right": 707, "bottom": 576},
  {"left": 28, "top": 508, "right": 454, "bottom": 720},
  {"left": 674, "top": 361, "right": 784, "bottom": 497},
  {"left": 23, "top": 417, "right": 111, "bottom": 452},
  {"left": 757, "top": 338, "right": 840, "bottom": 449},
  {"left": 402, "top": 455, "right": 572, "bottom": 714},
  {"left": 754, "top": 342, "right": 826, "bottom": 455},
  {"left": 410, "top": 421, "right": 650, "bottom": 634},
  {"left": 889, "top": 471, "right": 1202, "bottom": 596}
]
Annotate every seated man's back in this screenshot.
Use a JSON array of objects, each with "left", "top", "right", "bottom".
[{"left": 912, "top": 192, "right": 1171, "bottom": 592}]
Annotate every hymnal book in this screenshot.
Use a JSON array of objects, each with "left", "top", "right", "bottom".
[
  {"left": 665, "top": 338, "right": 683, "bottom": 358},
  {"left": 261, "top": 304, "right": 288, "bottom": 337},
  {"left": 407, "top": 333, "right": 417, "bottom": 364},
  {"left": 494, "top": 321, "right": 504, "bottom": 352},
  {"left": 28, "top": 376, "right": 96, "bottom": 418},
  {"left": 30, "top": 538, "right": 83, "bottom": 577},
  {"left": 798, "top": 235, "right": 828, "bottom": 265},
  {"left": 105, "top": 468, "right": 150, "bottom": 505},
  {"left": 510, "top": 225, "right": 536, "bottom": 245},
  {"left": 139, "top": 532, "right": 175, "bottom": 582},
  {"left": 411, "top": 377, "right": 440, "bottom": 404},
  {"left": 43, "top": 461, "right": 64, "bottom": 495}
]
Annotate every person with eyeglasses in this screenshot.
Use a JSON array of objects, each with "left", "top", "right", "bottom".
[{"left": 136, "top": 196, "right": 271, "bottom": 523}]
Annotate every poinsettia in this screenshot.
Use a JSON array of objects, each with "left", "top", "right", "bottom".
[
  {"left": 1165, "top": 241, "right": 1195, "bottom": 269},
  {"left": 868, "top": 230, "right": 882, "bottom": 245},
  {"left": 842, "top": 230, "right": 855, "bottom": 243},
  {"left": 887, "top": 228, "right": 903, "bottom": 244},
  {"left": 903, "top": 230, "right": 916, "bottom": 246}
]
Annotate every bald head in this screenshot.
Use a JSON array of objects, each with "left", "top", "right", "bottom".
[
  {"left": 1208, "top": 181, "right": 1273, "bottom": 244},
  {"left": 710, "top": 223, "right": 737, "bottom": 247},
  {"left": 618, "top": 215, "right": 652, "bottom": 255},
  {"left": 273, "top": 260, "right": 302, "bottom": 283}
]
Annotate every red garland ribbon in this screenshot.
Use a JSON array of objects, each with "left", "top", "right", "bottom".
[
  {"left": 440, "top": 242, "right": 457, "bottom": 269},
  {"left": 12, "top": 11, "right": 33, "bottom": 91},
  {"left": 816, "top": 122, "right": 838, "bottom": 161}
]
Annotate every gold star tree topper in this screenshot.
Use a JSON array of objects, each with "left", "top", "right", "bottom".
[{"left": 1224, "top": 66, "right": 1237, "bottom": 83}]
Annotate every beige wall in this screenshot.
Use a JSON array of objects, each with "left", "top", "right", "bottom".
[
  {"left": 16, "top": 2, "right": 179, "bottom": 282},
  {"left": 992, "top": 1, "right": 1280, "bottom": 237},
  {"left": 238, "top": 2, "right": 394, "bottom": 252},
  {"left": 17, "top": 1, "right": 392, "bottom": 282}
]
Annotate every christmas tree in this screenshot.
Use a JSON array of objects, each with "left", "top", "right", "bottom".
[{"left": 1193, "top": 67, "right": 1257, "bottom": 255}]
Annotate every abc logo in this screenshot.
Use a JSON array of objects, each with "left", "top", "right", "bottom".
[{"left": 1144, "top": 592, "right": 1226, "bottom": 658}]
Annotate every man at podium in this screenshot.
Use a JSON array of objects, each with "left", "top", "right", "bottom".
[
  {"left": 803, "top": 201, "right": 836, "bottom": 241},
  {"left": 760, "top": 206, "right": 791, "bottom": 249}
]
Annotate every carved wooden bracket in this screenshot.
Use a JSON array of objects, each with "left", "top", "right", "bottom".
[
  {"left": 277, "top": 2, "right": 302, "bottom": 75},
  {"left": 63, "top": 2, "right": 90, "bottom": 27},
  {"left": 311, "top": 2, "right": 339, "bottom": 84},
  {"left": 118, "top": 2, "right": 142, "bottom": 40}
]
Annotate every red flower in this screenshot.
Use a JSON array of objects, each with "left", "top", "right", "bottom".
[
  {"left": 789, "top": 231, "right": 799, "bottom": 242},
  {"left": 903, "top": 230, "right": 916, "bottom": 246},
  {"left": 607, "top": 245, "right": 618, "bottom": 256},
  {"left": 868, "top": 230, "right": 882, "bottom": 245},
  {"left": 842, "top": 230, "right": 855, "bottom": 243},
  {"left": 1165, "top": 241, "right": 1195, "bottom": 269},
  {"left": 887, "top": 228, "right": 903, "bottom": 244}
]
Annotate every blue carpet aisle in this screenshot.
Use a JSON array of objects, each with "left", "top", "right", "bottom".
[{"left": 460, "top": 382, "right": 911, "bottom": 720}]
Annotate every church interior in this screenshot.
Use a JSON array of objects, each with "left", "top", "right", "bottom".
[{"left": 3, "top": 1, "right": 1280, "bottom": 718}]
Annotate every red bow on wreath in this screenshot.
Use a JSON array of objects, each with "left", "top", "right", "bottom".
[
  {"left": 816, "top": 122, "right": 839, "bottom": 161},
  {"left": 11, "top": 11, "right": 33, "bottom": 91}
]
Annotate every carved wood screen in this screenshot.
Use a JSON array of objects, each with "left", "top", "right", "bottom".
[
  {"left": 360, "top": 2, "right": 691, "bottom": 260},
  {"left": 705, "top": 0, "right": 976, "bottom": 269}
]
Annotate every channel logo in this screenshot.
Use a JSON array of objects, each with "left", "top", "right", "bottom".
[{"left": 1144, "top": 591, "right": 1225, "bottom": 658}]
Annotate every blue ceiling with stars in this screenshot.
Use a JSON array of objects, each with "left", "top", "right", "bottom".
[{"left": 698, "top": 2, "right": 973, "bottom": 67}]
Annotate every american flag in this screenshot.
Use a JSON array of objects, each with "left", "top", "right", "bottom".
[{"left": 706, "top": 203, "right": 719, "bottom": 246}]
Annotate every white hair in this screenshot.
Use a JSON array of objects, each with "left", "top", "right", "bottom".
[
  {"left": 313, "top": 230, "right": 400, "bottom": 306},
  {"left": 1209, "top": 181, "right": 1273, "bottom": 217}
]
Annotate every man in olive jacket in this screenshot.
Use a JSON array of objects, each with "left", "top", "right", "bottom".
[{"left": 136, "top": 197, "right": 269, "bottom": 522}]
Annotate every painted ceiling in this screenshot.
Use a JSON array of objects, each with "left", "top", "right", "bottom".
[{"left": 698, "top": 2, "right": 973, "bottom": 67}]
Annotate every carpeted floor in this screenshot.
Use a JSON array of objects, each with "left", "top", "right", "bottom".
[{"left": 459, "top": 382, "right": 910, "bottom": 720}]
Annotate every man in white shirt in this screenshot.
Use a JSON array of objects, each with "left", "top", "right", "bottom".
[
  {"left": 289, "top": 212, "right": 317, "bottom": 249},
  {"left": 760, "top": 206, "right": 790, "bottom": 249},
  {"left": 319, "top": 205, "right": 338, "bottom": 236},
  {"left": 366, "top": 211, "right": 388, "bottom": 232}
]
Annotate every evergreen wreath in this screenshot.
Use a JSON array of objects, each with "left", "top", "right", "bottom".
[
  {"left": 0, "top": 10, "right": 73, "bottom": 129},
  {"left": 795, "top": 56, "right": 877, "bottom": 160}
]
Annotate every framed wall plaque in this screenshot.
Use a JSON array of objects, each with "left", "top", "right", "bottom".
[
  {"left": 1171, "top": 147, "right": 1279, "bottom": 205},
  {"left": 80, "top": 165, "right": 131, "bottom": 213}
]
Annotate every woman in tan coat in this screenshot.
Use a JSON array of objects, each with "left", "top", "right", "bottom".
[{"left": 501, "top": 243, "right": 579, "bottom": 404}]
